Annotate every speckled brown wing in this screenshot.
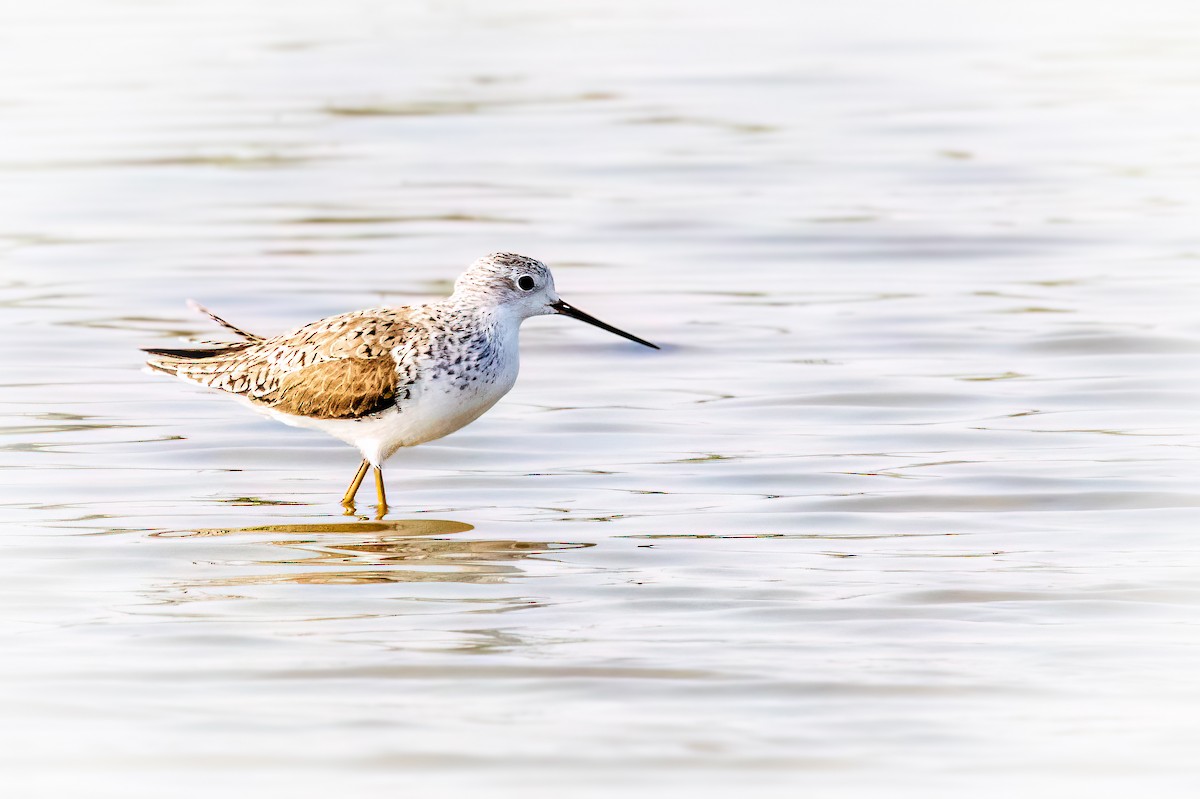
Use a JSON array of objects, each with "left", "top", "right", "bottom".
[
  {"left": 270, "top": 356, "right": 399, "bottom": 418},
  {"left": 145, "top": 307, "right": 426, "bottom": 420}
]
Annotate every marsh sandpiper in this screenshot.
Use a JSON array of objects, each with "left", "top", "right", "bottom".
[{"left": 143, "top": 253, "right": 658, "bottom": 515}]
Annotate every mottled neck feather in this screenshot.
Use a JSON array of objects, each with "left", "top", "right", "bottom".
[
  {"left": 423, "top": 297, "right": 519, "bottom": 353},
  {"left": 438, "top": 291, "right": 520, "bottom": 324},
  {"left": 448, "top": 274, "right": 509, "bottom": 304}
]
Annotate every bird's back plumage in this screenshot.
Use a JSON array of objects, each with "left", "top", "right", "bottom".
[{"left": 146, "top": 307, "right": 422, "bottom": 420}]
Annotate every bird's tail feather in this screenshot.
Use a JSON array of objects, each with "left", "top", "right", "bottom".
[
  {"left": 185, "top": 299, "right": 263, "bottom": 341},
  {"left": 142, "top": 341, "right": 254, "bottom": 378},
  {"left": 142, "top": 343, "right": 251, "bottom": 360},
  {"left": 142, "top": 300, "right": 262, "bottom": 374}
]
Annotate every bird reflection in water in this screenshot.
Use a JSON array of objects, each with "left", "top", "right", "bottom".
[{"left": 155, "top": 518, "right": 594, "bottom": 586}]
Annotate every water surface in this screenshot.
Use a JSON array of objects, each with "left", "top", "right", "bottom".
[{"left": 2, "top": 1, "right": 1199, "bottom": 796}]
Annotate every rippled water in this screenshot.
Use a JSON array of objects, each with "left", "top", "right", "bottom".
[{"left": 3, "top": 0, "right": 1200, "bottom": 795}]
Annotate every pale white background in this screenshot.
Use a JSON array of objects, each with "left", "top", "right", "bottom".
[{"left": 1, "top": 1, "right": 1199, "bottom": 796}]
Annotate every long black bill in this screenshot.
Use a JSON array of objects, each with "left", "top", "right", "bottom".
[{"left": 551, "top": 300, "right": 659, "bottom": 350}]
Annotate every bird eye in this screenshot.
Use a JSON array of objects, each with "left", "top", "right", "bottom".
[{"left": 517, "top": 276, "right": 536, "bottom": 291}]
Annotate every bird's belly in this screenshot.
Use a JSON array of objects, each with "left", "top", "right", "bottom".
[{"left": 255, "top": 369, "right": 516, "bottom": 465}]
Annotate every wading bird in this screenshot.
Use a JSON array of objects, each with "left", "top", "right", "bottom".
[{"left": 143, "top": 253, "right": 658, "bottom": 515}]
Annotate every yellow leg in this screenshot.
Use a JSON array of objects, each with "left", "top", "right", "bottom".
[
  {"left": 341, "top": 459, "right": 370, "bottom": 511},
  {"left": 373, "top": 466, "right": 388, "bottom": 518}
]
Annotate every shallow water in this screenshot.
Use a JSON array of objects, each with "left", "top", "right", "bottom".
[{"left": 2, "top": 0, "right": 1200, "bottom": 796}]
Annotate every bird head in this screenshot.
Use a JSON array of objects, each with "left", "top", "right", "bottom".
[{"left": 452, "top": 252, "right": 658, "bottom": 349}]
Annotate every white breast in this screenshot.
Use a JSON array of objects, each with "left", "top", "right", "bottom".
[{"left": 397, "top": 362, "right": 519, "bottom": 448}]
